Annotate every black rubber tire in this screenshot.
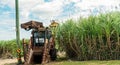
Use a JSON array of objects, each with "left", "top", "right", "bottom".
[{"left": 50, "top": 49, "right": 57, "bottom": 61}]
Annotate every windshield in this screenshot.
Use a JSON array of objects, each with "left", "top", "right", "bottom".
[{"left": 33, "top": 31, "right": 45, "bottom": 46}]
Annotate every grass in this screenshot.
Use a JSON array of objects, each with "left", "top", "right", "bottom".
[
  {"left": 4, "top": 60, "right": 120, "bottom": 65},
  {"left": 45, "top": 60, "right": 120, "bottom": 65}
]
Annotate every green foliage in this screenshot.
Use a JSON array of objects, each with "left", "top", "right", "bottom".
[
  {"left": 0, "top": 40, "right": 17, "bottom": 57},
  {"left": 56, "top": 11, "right": 120, "bottom": 60},
  {"left": 0, "top": 39, "right": 29, "bottom": 58}
]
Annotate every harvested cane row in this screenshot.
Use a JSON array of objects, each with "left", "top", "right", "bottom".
[{"left": 56, "top": 12, "right": 120, "bottom": 60}]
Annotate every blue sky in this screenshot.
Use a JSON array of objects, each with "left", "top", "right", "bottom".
[{"left": 0, "top": 0, "right": 120, "bottom": 40}]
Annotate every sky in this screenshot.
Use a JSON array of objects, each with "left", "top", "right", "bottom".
[{"left": 0, "top": 0, "right": 120, "bottom": 40}]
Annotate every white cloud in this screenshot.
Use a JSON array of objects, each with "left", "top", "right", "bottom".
[
  {"left": 0, "top": 0, "right": 120, "bottom": 40},
  {"left": 19, "top": 0, "right": 44, "bottom": 18},
  {"left": 20, "top": 10, "right": 30, "bottom": 18},
  {"left": 19, "top": 0, "right": 44, "bottom": 9},
  {"left": 0, "top": 19, "right": 15, "bottom": 40},
  {"left": 0, "top": 19, "right": 15, "bottom": 26},
  {"left": 69, "top": 0, "right": 81, "bottom": 3},
  {"left": 62, "top": 0, "right": 81, "bottom": 5},
  {"left": 31, "top": 0, "right": 64, "bottom": 20},
  {"left": 1, "top": 0, "right": 120, "bottom": 20},
  {"left": 70, "top": 0, "right": 120, "bottom": 19},
  {"left": 0, "top": 19, "right": 31, "bottom": 40},
  {"left": 75, "top": 0, "right": 120, "bottom": 10},
  {"left": 0, "top": 31, "right": 15, "bottom": 40},
  {"left": 20, "top": 29, "right": 31, "bottom": 40},
  {"left": 0, "top": 27, "right": 31, "bottom": 40},
  {"left": 18, "top": 0, "right": 65, "bottom": 22},
  {"left": 0, "top": 0, "right": 15, "bottom": 8}
]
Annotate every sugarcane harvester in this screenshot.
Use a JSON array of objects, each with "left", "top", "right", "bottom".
[{"left": 21, "top": 20, "right": 58, "bottom": 64}]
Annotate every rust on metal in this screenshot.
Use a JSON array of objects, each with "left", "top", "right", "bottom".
[{"left": 21, "top": 20, "right": 57, "bottom": 64}]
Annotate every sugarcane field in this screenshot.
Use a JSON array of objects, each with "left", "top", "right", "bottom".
[{"left": 0, "top": 0, "right": 120, "bottom": 65}]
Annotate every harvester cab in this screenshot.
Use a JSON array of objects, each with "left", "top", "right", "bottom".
[
  {"left": 21, "top": 20, "right": 58, "bottom": 64},
  {"left": 33, "top": 30, "right": 46, "bottom": 46}
]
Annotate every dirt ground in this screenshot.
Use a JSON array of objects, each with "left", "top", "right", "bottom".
[
  {"left": 0, "top": 59, "right": 61, "bottom": 65},
  {"left": 0, "top": 58, "right": 17, "bottom": 65},
  {"left": 0, "top": 58, "right": 63, "bottom": 65}
]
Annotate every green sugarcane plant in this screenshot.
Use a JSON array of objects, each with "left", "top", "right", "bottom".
[{"left": 56, "top": 11, "right": 120, "bottom": 60}]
